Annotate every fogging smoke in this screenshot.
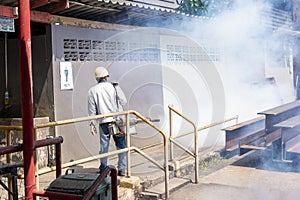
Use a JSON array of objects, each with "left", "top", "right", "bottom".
[
  {"left": 181, "top": 0, "right": 293, "bottom": 122},
  {"left": 66, "top": 0, "right": 295, "bottom": 163}
]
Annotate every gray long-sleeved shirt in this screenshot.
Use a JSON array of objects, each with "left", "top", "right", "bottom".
[{"left": 88, "top": 81, "right": 127, "bottom": 124}]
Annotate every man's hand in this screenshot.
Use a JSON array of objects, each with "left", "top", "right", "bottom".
[{"left": 90, "top": 123, "right": 97, "bottom": 135}]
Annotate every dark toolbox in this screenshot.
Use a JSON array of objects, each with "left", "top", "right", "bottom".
[{"left": 46, "top": 173, "right": 113, "bottom": 200}]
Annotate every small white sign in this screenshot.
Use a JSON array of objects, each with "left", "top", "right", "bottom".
[
  {"left": 0, "top": 17, "right": 15, "bottom": 32},
  {"left": 60, "top": 62, "right": 74, "bottom": 90}
]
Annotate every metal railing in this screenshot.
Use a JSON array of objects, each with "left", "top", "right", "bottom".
[
  {"left": 168, "top": 104, "right": 238, "bottom": 183},
  {"left": 0, "top": 136, "right": 64, "bottom": 200},
  {"left": 33, "top": 110, "right": 170, "bottom": 199},
  {"left": 0, "top": 125, "right": 23, "bottom": 200},
  {"left": 0, "top": 106, "right": 238, "bottom": 199},
  {"left": 0, "top": 136, "right": 119, "bottom": 200}
]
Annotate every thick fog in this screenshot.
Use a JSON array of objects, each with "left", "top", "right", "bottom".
[
  {"left": 61, "top": 0, "right": 296, "bottom": 160},
  {"left": 179, "top": 0, "right": 294, "bottom": 122}
]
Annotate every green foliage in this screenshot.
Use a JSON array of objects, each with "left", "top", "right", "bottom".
[
  {"left": 176, "top": 0, "right": 208, "bottom": 16},
  {"left": 176, "top": 0, "right": 233, "bottom": 16}
]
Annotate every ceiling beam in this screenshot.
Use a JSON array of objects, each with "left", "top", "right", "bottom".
[
  {"left": 0, "top": 4, "right": 142, "bottom": 32},
  {"left": 31, "top": 10, "right": 52, "bottom": 23},
  {"left": 31, "top": 0, "right": 60, "bottom": 9},
  {"left": 0, "top": 5, "right": 51, "bottom": 23},
  {"left": 0, "top": 5, "right": 17, "bottom": 18},
  {"left": 44, "top": 0, "right": 69, "bottom": 14},
  {"left": 51, "top": 15, "right": 135, "bottom": 31}
]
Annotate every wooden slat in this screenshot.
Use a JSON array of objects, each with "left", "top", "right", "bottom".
[
  {"left": 286, "top": 135, "right": 300, "bottom": 152},
  {"left": 224, "top": 116, "right": 265, "bottom": 151},
  {"left": 265, "top": 129, "right": 281, "bottom": 145},
  {"left": 274, "top": 114, "right": 300, "bottom": 129},
  {"left": 258, "top": 100, "right": 300, "bottom": 116},
  {"left": 222, "top": 116, "right": 264, "bottom": 131},
  {"left": 238, "top": 129, "right": 265, "bottom": 146},
  {"left": 239, "top": 145, "right": 268, "bottom": 151}
]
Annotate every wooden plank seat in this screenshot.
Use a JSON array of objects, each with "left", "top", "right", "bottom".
[
  {"left": 258, "top": 100, "right": 300, "bottom": 134},
  {"left": 222, "top": 116, "right": 265, "bottom": 157},
  {"left": 237, "top": 128, "right": 283, "bottom": 155},
  {"left": 274, "top": 114, "right": 300, "bottom": 129},
  {"left": 238, "top": 129, "right": 267, "bottom": 151},
  {"left": 258, "top": 100, "right": 300, "bottom": 160},
  {"left": 223, "top": 101, "right": 300, "bottom": 159},
  {"left": 259, "top": 100, "right": 300, "bottom": 116},
  {"left": 286, "top": 135, "right": 300, "bottom": 153},
  {"left": 273, "top": 114, "right": 300, "bottom": 160},
  {"left": 237, "top": 128, "right": 285, "bottom": 153}
]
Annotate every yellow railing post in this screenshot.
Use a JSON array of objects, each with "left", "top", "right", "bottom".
[
  {"left": 34, "top": 128, "right": 39, "bottom": 190},
  {"left": 168, "top": 104, "right": 199, "bottom": 183},
  {"left": 6, "top": 129, "right": 12, "bottom": 200},
  {"left": 168, "top": 104, "right": 239, "bottom": 185},
  {"left": 169, "top": 106, "right": 174, "bottom": 161},
  {"left": 126, "top": 113, "right": 131, "bottom": 177},
  {"left": 129, "top": 110, "right": 169, "bottom": 199}
]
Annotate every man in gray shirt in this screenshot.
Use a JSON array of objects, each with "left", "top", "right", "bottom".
[{"left": 88, "top": 67, "right": 127, "bottom": 176}]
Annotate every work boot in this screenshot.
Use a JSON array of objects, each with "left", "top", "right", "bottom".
[
  {"left": 99, "top": 166, "right": 108, "bottom": 174},
  {"left": 118, "top": 170, "right": 125, "bottom": 176}
]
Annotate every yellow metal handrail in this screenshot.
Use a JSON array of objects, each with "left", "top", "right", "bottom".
[
  {"left": 0, "top": 125, "right": 22, "bottom": 131},
  {"left": 173, "top": 116, "right": 239, "bottom": 139},
  {"left": 168, "top": 104, "right": 238, "bottom": 184},
  {"left": 0, "top": 110, "right": 170, "bottom": 199},
  {"left": 168, "top": 104, "right": 199, "bottom": 183}
]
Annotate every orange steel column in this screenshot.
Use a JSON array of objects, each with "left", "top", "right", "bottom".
[{"left": 18, "top": 0, "right": 36, "bottom": 199}]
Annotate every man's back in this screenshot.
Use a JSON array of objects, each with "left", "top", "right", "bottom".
[{"left": 88, "top": 81, "right": 117, "bottom": 123}]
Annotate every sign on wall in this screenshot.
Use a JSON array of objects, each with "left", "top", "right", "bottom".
[
  {"left": 0, "top": 17, "right": 14, "bottom": 32},
  {"left": 60, "top": 62, "right": 74, "bottom": 90}
]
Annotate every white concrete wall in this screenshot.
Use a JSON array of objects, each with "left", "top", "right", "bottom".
[{"left": 51, "top": 25, "right": 293, "bottom": 162}]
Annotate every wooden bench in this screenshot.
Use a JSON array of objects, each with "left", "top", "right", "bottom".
[
  {"left": 258, "top": 100, "right": 300, "bottom": 160},
  {"left": 258, "top": 100, "right": 300, "bottom": 133},
  {"left": 223, "top": 100, "right": 300, "bottom": 158},
  {"left": 238, "top": 128, "right": 267, "bottom": 154},
  {"left": 273, "top": 114, "right": 300, "bottom": 161},
  {"left": 222, "top": 116, "right": 265, "bottom": 157}
]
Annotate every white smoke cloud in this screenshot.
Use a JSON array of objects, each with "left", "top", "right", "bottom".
[{"left": 177, "top": 0, "right": 294, "bottom": 121}]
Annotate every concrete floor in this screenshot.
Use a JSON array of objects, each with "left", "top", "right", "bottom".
[
  {"left": 17, "top": 147, "right": 300, "bottom": 200},
  {"left": 170, "top": 150, "right": 300, "bottom": 200}
]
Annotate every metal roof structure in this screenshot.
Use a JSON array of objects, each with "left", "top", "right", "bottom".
[
  {"left": 0, "top": 0, "right": 189, "bottom": 26},
  {"left": 0, "top": 1, "right": 293, "bottom": 32}
]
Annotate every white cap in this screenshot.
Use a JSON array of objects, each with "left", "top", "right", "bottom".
[{"left": 95, "top": 67, "right": 109, "bottom": 79}]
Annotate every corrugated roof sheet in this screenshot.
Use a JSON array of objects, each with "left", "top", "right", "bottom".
[
  {"left": 0, "top": 0, "right": 293, "bottom": 29},
  {"left": 63, "top": 0, "right": 183, "bottom": 25},
  {"left": 0, "top": 0, "right": 186, "bottom": 26}
]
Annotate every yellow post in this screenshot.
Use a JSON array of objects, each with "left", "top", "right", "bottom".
[
  {"left": 126, "top": 113, "right": 131, "bottom": 177},
  {"left": 6, "top": 130, "right": 12, "bottom": 200},
  {"left": 34, "top": 128, "right": 39, "bottom": 190}
]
